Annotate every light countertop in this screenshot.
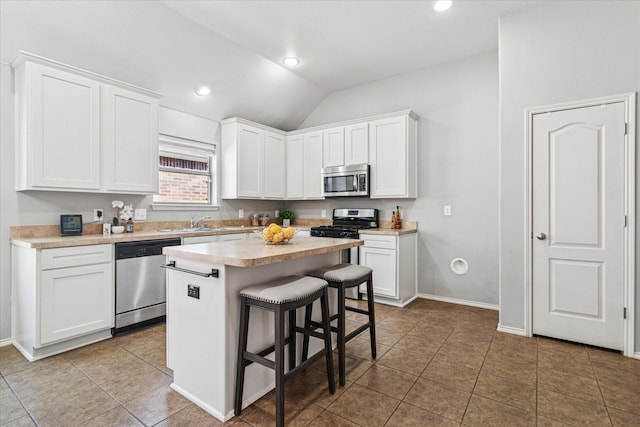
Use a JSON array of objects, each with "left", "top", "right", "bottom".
[
  {"left": 9, "top": 227, "right": 263, "bottom": 249},
  {"left": 163, "top": 236, "right": 363, "bottom": 267},
  {"left": 10, "top": 222, "right": 416, "bottom": 249}
]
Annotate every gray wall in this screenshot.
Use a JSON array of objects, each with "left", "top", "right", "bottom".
[
  {"left": 292, "top": 51, "right": 500, "bottom": 307},
  {"left": 498, "top": 1, "right": 640, "bottom": 351}
]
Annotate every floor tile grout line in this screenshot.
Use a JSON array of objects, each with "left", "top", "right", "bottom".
[
  {"left": 63, "top": 351, "right": 152, "bottom": 427},
  {"left": 0, "top": 374, "right": 40, "bottom": 426},
  {"left": 532, "top": 337, "right": 540, "bottom": 425},
  {"left": 586, "top": 345, "right": 616, "bottom": 426},
  {"left": 457, "top": 328, "right": 494, "bottom": 425}
]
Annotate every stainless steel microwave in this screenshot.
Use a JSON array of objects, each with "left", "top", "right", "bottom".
[{"left": 321, "top": 164, "right": 369, "bottom": 197}]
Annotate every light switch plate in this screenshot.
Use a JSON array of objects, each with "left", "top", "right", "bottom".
[{"left": 134, "top": 208, "right": 147, "bottom": 221}]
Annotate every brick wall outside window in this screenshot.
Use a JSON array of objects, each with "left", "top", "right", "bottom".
[{"left": 155, "top": 171, "right": 210, "bottom": 204}]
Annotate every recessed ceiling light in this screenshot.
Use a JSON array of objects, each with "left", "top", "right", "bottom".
[
  {"left": 434, "top": 0, "right": 452, "bottom": 12},
  {"left": 195, "top": 86, "right": 211, "bottom": 96},
  {"left": 283, "top": 57, "right": 300, "bottom": 66}
]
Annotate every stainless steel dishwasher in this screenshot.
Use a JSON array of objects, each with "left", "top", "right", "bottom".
[{"left": 113, "top": 238, "right": 181, "bottom": 334}]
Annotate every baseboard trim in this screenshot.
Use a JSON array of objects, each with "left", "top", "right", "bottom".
[
  {"left": 0, "top": 338, "right": 13, "bottom": 347},
  {"left": 417, "top": 293, "right": 499, "bottom": 311},
  {"left": 634, "top": 352, "right": 640, "bottom": 360},
  {"left": 496, "top": 324, "right": 528, "bottom": 336}
]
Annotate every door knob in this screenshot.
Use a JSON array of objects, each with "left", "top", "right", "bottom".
[{"left": 536, "top": 232, "right": 547, "bottom": 240}]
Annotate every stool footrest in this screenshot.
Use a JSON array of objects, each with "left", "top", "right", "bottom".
[
  {"left": 295, "top": 325, "right": 325, "bottom": 341},
  {"left": 346, "top": 306, "right": 370, "bottom": 316},
  {"left": 284, "top": 348, "right": 327, "bottom": 381},
  {"left": 345, "top": 323, "right": 371, "bottom": 341},
  {"left": 243, "top": 336, "right": 292, "bottom": 369},
  {"left": 243, "top": 351, "right": 276, "bottom": 370}
]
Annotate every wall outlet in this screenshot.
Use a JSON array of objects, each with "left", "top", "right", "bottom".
[
  {"left": 444, "top": 205, "right": 452, "bottom": 216},
  {"left": 93, "top": 209, "right": 104, "bottom": 222},
  {"left": 238, "top": 209, "right": 244, "bottom": 218},
  {"left": 187, "top": 284, "right": 200, "bottom": 299},
  {"left": 134, "top": 208, "right": 147, "bottom": 221},
  {"left": 321, "top": 209, "right": 327, "bottom": 218}
]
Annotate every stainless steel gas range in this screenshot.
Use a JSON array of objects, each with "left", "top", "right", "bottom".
[
  {"left": 310, "top": 208, "right": 378, "bottom": 238},
  {"left": 310, "top": 208, "right": 378, "bottom": 299}
]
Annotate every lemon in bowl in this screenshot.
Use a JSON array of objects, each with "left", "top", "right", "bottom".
[{"left": 261, "top": 224, "right": 295, "bottom": 244}]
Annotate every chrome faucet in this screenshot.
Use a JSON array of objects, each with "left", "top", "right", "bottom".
[{"left": 190, "top": 215, "right": 211, "bottom": 229}]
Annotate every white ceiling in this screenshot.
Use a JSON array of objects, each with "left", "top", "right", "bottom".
[{"left": 164, "top": 0, "right": 543, "bottom": 92}]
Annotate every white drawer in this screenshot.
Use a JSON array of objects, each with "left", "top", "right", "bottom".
[
  {"left": 360, "top": 234, "right": 397, "bottom": 250},
  {"left": 41, "top": 244, "right": 112, "bottom": 270}
]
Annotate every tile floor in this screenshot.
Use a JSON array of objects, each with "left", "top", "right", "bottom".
[{"left": 1, "top": 299, "right": 639, "bottom": 426}]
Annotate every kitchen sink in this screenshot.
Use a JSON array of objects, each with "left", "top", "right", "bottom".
[{"left": 160, "top": 227, "right": 247, "bottom": 233}]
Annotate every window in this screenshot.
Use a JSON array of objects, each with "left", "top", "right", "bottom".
[{"left": 153, "top": 135, "right": 217, "bottom": 206}]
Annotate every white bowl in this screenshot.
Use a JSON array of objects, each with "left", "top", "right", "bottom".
[{"left": 112, "top": 226, "right": 125, "bottom": 234}]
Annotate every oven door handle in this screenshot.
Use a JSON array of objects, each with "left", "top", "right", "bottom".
[{"left": 160, "top": 261, "right": 219, "bottom": 278}]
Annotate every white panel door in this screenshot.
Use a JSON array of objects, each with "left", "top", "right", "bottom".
[
  {"left": 286, "top": 135, "right": 304, "bottom": 199},
  {"left": 236, "top": 124, "right": 263, "bottom": 198},
  {"left": 360, "top": 247, "right": 397, "bottom": 298},
  {"left": 323, "top": 127, "right": 344, "bottom": 167},
  {"left": 303, "top": 131, "right": 324, "bottom": 199},
  {"left": 345, "top": 123, "right": 369, "bottom": 165},
  {"left": 369, "top": 116, "right": 407, "bottom": 197},
  {"left": 40, "top": 263, "right": 114, "bottom": 345},
  {"left": 102, "top": 85, "right": 159, "bottom": 194},
  {"left": 263, "top": 131, "right": 285, "bottom": 198},
  {"left": 30, "top": 63, "right": 101, "bottom": 190},
  {"left": 532, "top": 102, "right": 626, "bottom": 350}
]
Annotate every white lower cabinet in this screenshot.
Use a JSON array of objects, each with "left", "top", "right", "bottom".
[
  {"left": 359, "top": 233, "right": 416, "bottom": 306},
  {"left": 11, "top": 244, "right": 114, "bottom": 360},
  {"left": 40, "top": 262, "right": 113, "bottom": 344}
]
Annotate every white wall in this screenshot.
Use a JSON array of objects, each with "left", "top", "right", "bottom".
[
  {"left": 498, "top": 1, "right": 640, "bottom": 351},
  {"left": 293, "top": 52, "right": 500, "bottom": 307}
]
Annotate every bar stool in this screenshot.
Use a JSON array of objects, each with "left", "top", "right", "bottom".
[
  {"left": 303, "top": 264, "right": 375, "bottom": 386},
  {"left": 234, "top": 275, "right": 335, "bottom": 427}
]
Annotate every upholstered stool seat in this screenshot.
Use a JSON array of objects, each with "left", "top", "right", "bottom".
[
  {"left": 304, "top": 263, "right": 375, "bottom": 386},
  {"left": 234, "top": 275, "right": 335, "bottom": 427}
]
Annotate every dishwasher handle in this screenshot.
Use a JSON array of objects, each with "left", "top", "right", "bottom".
[{"left": 161, "top": 261, "right": 219, "bottom": 278}]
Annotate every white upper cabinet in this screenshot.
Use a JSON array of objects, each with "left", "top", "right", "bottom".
[
  {"left": 285, "top": 135, "right": 304, "bottom": 199},
  {"left": 221, "top": 118, "right": 286, "bottom": 199},
  {"left": 102, "top": 86, "right": 159, "bottom": 194},
  {"left": 323, "top": 124, "right": 368, "bottom": 167},
  {"left": 286, "top": 131, "right": 325, "bottom": 200},
  {"left": 224, "top": 110, "right": 416, "bottom": 200},
  {"left": 344, "top": 123, "right": 369, "bottom": 165},
  {"left": 322, "top": 127, "right": 345, "bottom": 167},
  {"left": 303, "top": 131, "right": 324, "bottom": 199},
  {"left": 369, "top": 113, "right": 418, "bottom": 198},
  {"left": 15, "top": 62, "right": 101, "bottom": 191},
  {"left": 12, "top": 52, "right": 161, "bottom": 194},
  {"left": 263, "top": 131, "right": 286, "bottom": 199}
]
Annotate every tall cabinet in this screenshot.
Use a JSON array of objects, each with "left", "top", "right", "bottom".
[
  {"left": 12, "top": 51, "right": 161, "bottom": 194},
  {"left": 369, "top": 113, "right": 418, "bottom": 198}
]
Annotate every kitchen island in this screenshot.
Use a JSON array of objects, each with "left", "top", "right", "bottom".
[{"left": 162, "top": 236, "right": 363, "bottom": 422}]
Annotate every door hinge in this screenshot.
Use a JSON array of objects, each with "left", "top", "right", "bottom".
[
  {"left": 624, "top": 215, "right": 628, "bottom": 227},
  {"left": 624, "top": 122, "right": 628, "bottom": 135},
  {"left": 623, "top": 307, "right": 627, "bottom": 319}
]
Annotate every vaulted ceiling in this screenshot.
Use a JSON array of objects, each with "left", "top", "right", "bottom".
[
  {"left": 165, "top": 1, "right": 543, "bottom": 92},
  {"left": 1, "top": 1, "right": 542, "bottom": 130}
]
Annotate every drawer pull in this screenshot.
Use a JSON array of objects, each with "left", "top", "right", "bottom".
[{"left": 161, "top": 261, "right": 219, "bottom": 278}]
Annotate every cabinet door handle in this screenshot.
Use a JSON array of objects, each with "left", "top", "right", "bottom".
[{"left": 161, "top": 261, "right": 219, "bottom": 278}]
